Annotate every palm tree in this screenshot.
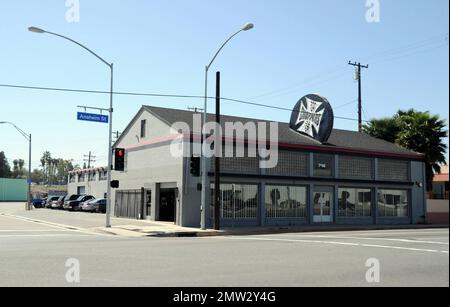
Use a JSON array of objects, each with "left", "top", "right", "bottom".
[
  {"left": 364, "top": 109, "right": 448, "bottom": 191},
  {"left": 396, "top": 110, "right": 448, "bottom": 190}
]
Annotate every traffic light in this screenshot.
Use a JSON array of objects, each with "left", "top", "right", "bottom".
[
  {"left": 190, "top": 156, "right": 201, "bottom": 177},
  {"left": 110, "top": 180, "right": 120, "bottom": 189},
  {"left": 114, "top": 148, "right": 125, "bottom": 171}
]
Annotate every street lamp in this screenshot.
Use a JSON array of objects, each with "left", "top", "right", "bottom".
[
  {"left": 0, "top": 122, "right": 32, "bottom": 210},
  {"left": 200, "top": 23, "right": 254, "bottom": 230},
  {"left": 28, "top": 26, "right": 114, "bottom": 228}
]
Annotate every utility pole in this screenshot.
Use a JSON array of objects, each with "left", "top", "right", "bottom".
[
  {"left": 214, "top": 71, "right": 221, "bottom": 231},
  {"left": 113, "top": 131, "right": 122, "bottom": 142},
  {"left": 83, "top": 151, "right": 96, "bottom": 169},
  {"left": 348, "top": 61, "right": 369, "bottom": 132}
]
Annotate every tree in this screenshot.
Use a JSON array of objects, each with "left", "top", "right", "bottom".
[
  {"left": 0, "top": 151, "right": 12, "bottom": 178},
  {"left": 363, "top": 109, "right": 448, "bottom": 191},
  {"left": 31, "top": 169, "right": 44, "bottom": 184},
  {"left": 12, "top": 159, "right": 19, "bottom": 178},
  {"left": 396, "top": 110, "right": 448, "bottom": 190},
  {"left": 362, "top": 117, "right": 401, "bottom": 144}
]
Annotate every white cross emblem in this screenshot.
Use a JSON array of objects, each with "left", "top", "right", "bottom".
[{"left": 295, "top": 97, "right": 324, "bottom": 138}]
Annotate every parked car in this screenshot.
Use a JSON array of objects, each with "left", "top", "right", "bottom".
[
  {"left": 50, "top": 196, "right": 66, "bottom": 210},
  {"left": 45, "top": 196, "right": 61, "bottom": 209},
  {"left": 81, "top": 199, "right": 106, "bottom": 213},
  {"left": 97, "top": 199, "right": 107, "bottom": 214},
  {"left": 64, "top": 195, "right": 95, "bottom": 211},
  {"left": 60, "top": 194, "right": 82, "bottom": 210},
  {"left": 32, "top": 198, "right": 45, "bottom": 209}
]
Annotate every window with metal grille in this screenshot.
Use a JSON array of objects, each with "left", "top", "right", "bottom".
[
  {"left": 378, "top": 159, "right": 409, "bottom": 181},
  {"left": 338, "top": 156, "right": 373, "bottom": 180},
  {"left": 88, "top": 172, "right": 97, "bottom": 182},
  {"left": 265, "top": 185, "right": 307, "bottom": 218},
  {"left": 99, "top": 171, "right": 108, "bottom": 181},
  {"left": 378, "top": 189, "right": 409, "bottom": 217},
  {"left": 69, "top": 174, "right": 76, "bottom": 183},
  {"left": 210, "top": 146, "right": 259, "bottom": 174},
  {"left": 210, "top": 183, "right": 258, "bottom": 220},
  {"left": 313, "top": 154, "right": 333, "bottom": 177},
  {"left": 78, "top": 174, "right": 85, "bottom": 182},
  {"left": 266, "top": 151, "right": 308, "bottom": 177},
  {"left": 338, "top": 188, "right": 373, "bottom": 217}
]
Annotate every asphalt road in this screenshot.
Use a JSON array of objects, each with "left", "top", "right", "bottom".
[{"left": 0, "top": 211, "right": 448, "bottom": 287}]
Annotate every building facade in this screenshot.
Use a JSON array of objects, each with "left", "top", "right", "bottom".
[
  {"left": 100, "top": 105, "right": 427, "bottom": 228},
  {"left": 67, "top": 167, "right": 108, "bottom": 199},
  {"left": 427, "top": 165, "right": 449, "bottom": 224}
]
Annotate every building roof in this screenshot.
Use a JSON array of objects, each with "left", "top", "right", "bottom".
[
  {"left": 143, "top": 106, "right": 423, "bottom": 159},
  {"left": 434, "top": 165, "right": 449, "bottom": 182}
]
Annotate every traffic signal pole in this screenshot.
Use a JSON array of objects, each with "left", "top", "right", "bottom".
[{"left": 214, "top": 71, "right": 221, "bottom": 231}]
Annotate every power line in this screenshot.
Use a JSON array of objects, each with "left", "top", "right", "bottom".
[{"left": 0, "top": 83, "right": 366, "bottom": 122}]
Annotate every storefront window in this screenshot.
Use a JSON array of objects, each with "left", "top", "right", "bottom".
[
  {"left": 265, "top": 185, "right": 307, "bottom": 218},
  {"left": 338, "top": 188, "right": 372, "bottom": 217},
  {"left": 378, "top": 189, "right": 409, "bottom": 217},
  {"left": 211, "top": 184, "right": 258, "bottom": 220}
]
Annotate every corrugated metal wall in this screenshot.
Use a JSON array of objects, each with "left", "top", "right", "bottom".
[
  {"left": 115, "top": 189, "right": 144, "bottom": 219},
  {"left": 0, "top": 178, "right": 27, "bottom": 202}
]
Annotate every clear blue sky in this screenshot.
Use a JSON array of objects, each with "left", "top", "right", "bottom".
[{"left": 0, "top": 0, "right": 448, "bottom": 169}]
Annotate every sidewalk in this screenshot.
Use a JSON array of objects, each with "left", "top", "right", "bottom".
[{"left": 1, "top": 202, "right": 448, "bottom": 238}]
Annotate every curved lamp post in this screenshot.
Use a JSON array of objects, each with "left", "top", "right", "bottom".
[
  {"left": 200, "top": 23, "right": 254, "bottom": 230},
  {"left": 28, "top": 26, "right": 114, "bottom": 228},
  {"left": 0, "top": 122, "right": 32, "bottom": 210}
]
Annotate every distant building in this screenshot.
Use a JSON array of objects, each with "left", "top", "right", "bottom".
[
  {"left": 427, "top": 165, "right": 449, "bottom": 224},
  {"left": 430, "top": 165, "right": 449, "bottom": 200},
  {"left": 67, "top": 167, "right": 108, "bottom": 199}
]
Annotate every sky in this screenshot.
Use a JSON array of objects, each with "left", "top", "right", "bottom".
[{"left": 0, "top": 0, "right": 449, "bottom": 169}]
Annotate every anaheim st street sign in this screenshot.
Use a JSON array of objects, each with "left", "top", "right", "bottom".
[{"left": 77, "top": 112, "right": 109, "bottom": 124}]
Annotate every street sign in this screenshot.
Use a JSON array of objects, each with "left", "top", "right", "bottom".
[{"left": 77, "top": 112, "right": 109, "bottom": 124}]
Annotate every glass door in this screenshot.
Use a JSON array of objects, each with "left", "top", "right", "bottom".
[{"left": 313, "top": 188, "right": 333, "bottom": 223}]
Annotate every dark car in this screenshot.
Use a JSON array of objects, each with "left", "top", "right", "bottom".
[
  {"left": 64, "top": 195, "right": 95, "bottom": 211},
  {"left": 97, "top": 199, "right": 107, "bottom": 214},
  {"left": 60, "top": 194, "right": 82, "bottom": 210},
  {"left": 81, "top": 198, "right": 106, "bottom": 213}
]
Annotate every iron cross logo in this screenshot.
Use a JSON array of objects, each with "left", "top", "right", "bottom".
[
  {"left": 290, "top": 94, "right": 334, "bottom": 143},
  {"left": 295, "top": 97, "right": 325, "bottom": 138}
]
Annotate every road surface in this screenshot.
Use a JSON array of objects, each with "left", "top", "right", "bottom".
[{"left": 0, "top": 211, "right": 448, "bottom": 287}]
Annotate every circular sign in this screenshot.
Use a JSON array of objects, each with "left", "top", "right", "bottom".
[{"left": 289, "top": 94, "right": 334, "bottom": 143}]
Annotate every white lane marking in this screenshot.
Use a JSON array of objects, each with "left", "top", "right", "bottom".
[
  {"left": 277, "top": 234, "right": 449, "bottom": 246},
  {"left": 218, "top": 236, "right": 449, "bottom": 254},
  {"left": 0, "top": 234, "right": 90, "bottom": 238},
  {"left": 0, "top": 230, "right": 63, "bottom": 232},
  {"left": 0, "top": 213, "right": 112, "bottom": 238}
]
